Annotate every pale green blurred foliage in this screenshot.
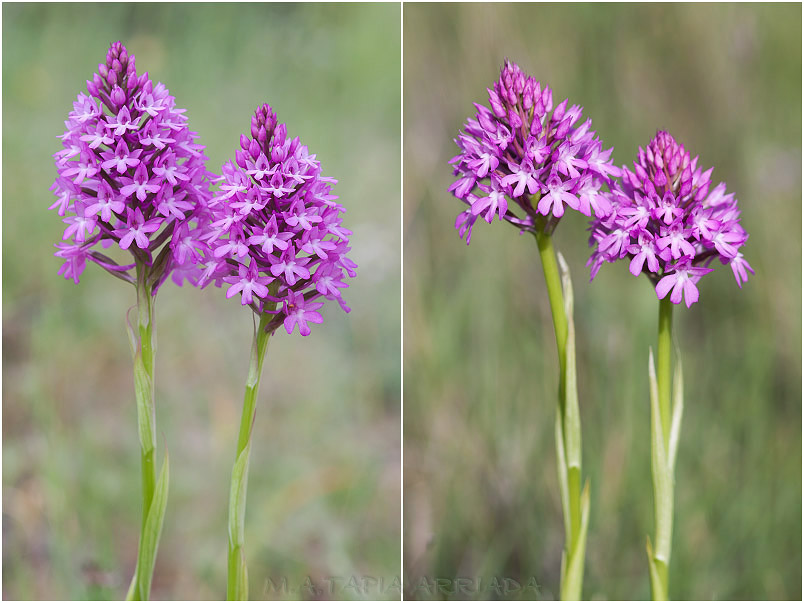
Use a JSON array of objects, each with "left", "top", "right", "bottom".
[
  {"left": 3, "top": 3, "right": 400, "bottom": 600},
  {"left": 403, "top": 3, "right": 800, "bottom": 600}
]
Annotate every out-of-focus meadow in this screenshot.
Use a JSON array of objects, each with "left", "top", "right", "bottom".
[
  {"left": 3, "top": 3, "right": 400, "bottom": 600},
  {"left": 403, "top": 4, "right": 800, "bottom": 600}
]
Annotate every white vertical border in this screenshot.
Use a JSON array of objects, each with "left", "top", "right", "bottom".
[{"left": 398, "top": 0, "right": 405, "bottom": 599}]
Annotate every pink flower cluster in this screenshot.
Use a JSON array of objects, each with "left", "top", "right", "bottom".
[
  {"left": 51, "top": 41, "right": 214, "bottom": 290},
  {"left": 199, "top": 104, "right": 356, "bottom": 336},
  {"left": 588, "top": 131, "right": 753, "bottom": 307},
  {"left": 448, "top": 59, "right": 619, "bottom": 243}
]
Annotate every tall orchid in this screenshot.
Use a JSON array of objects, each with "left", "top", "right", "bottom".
[
  {"left": 51, "top": 41, "right": 214, "bottom": 600},
  {"left": 199, "top": 103, "right": 355, "bottom": 599},
  {"left": 588, "top": 130, "right": 752, "bottom": 600},
  {"left": 448, "top": 59, "right": 619, "bottom": 600}
]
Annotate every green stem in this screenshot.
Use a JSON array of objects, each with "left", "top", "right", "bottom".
[
  {"left": 535, "top": 231, "right": 568, "bottom": 375},
  {"left": 650, "top": 297, "right": 675, "bottom": 600},
  {"left": 534, "top": 230, "right": 584, "bottom": 599},
  {"left": 228, "top": 312, "right": 273, "bottom": 600},
  {"left": 657, "top": 297, "right": 673, "bottom": 447},
  {"left": 137, "top": 264, "right": 157, "bottom": 532},
  {"left": 128, "top": 260, "right": 158, "bottom": 601}
]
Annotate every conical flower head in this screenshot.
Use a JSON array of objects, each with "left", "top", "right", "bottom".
[
  {"left": 449, "top": 59, "right": 619, "bottom": 244},
  {"left": 626, "top": 130, "right": 694, "bottom": 199},
  {"left": 51, "top": 41, "right": 215, "bottom": 289},
  {"left": 200, "top": 104, "right": 355, "bottom": 337},
  {"left": 588, "top": 130, "right": 753, "bottom": 307}
]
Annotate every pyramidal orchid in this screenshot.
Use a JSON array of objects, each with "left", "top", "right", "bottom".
[
  {"left": 588, "top": 130, "right": 752, "bottom": 308},
  {"left": 449, "top": 59, "right": 619, "bottom": 243},
  {"left": 50, "top": 41, "right": 215, "bottom": 600},
  {"left": 199, "top": 103, "right": 355, "bottom": 599},
  {"left": 448, "top": 59, "right": 620, "bottom": 600},
  {"left": 52, "top": 42, "right": 214, "bottom": 291},
  {"left": 588, "top": 130, "right": 752, "bottom": 600}
]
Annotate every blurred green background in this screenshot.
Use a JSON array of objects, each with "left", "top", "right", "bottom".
[
  {"left": 403, "top": 3, "right": 800, "bottom": 600},
  {"left": 3, "top": 3, "right": 400, "bottom": 600}
]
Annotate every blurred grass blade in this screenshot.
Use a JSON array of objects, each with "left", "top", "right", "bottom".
[{"left": 135, "top": 453, "right": 169, "bottom": 600}]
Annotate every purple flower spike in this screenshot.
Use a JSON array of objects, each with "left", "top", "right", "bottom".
[
  {"left": 448, "top": 59, "right": 619, "bottom": 243},
  {"left": 200, "top": 104, "right": 355, "bottom": 337},
  {"left": 51, "top": 41, "right": 215, "bottom": 289},
  {"left": 588, "top": 130, "right": 752, "bottom": 306}
]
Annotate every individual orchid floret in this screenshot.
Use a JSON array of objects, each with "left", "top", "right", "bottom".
[
  {"left": 449, "top": 59, "right": 619, "bottom": 243},
  {"left": 200, "top": 103, "right": 355, "bottom": 336},
  {"left": 50, "top": 41, "right": 215, "bottom": 290},
  {"left": 588, "top": 130, "right": 753, "bottom": 306}
]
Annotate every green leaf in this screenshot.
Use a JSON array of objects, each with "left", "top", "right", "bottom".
[
  {"left": 648, "top": 349, "right": 673, "bottom": 579},
  {"left": 557, "top": 251, "right": 574, "bottom": 318},
  {"left": 646, "top": 537, "right": 668, "bottom": 601},
  {"left": 228, "top": 444, "right": 252, "bottom": 549},
  {"left": 554, "top": 410, "right": 571, "bottom": 546},
  {"left": 127, "top": 305, "right": 155, "bottom": 456},
  {"left": 126, "top": 305, "right": 138, "bottom": 358},
  {"left": 557, "top": 253, "right": 581, "bottom": 474},
  {"left": 125, "top": 566, "right": 139, "bottom": 601},
  {"left": 648, "top": 350, "right": 673, "bottom": 601},
  {"left": 228, "top": 444, "right": 252, "bottom": 600},
  {"left": 558, "top": 549, "right": 568, "bottom": 600},
  {"left": 561, "top": 479, "right": 591, "bottom": 601},
  {"left": 234, "top": 546, "right": 248, "bottom": 601},
  {"left": 668, "top": 350, "right": 684, "bottom": 474},
  {"left": 136, "top": 453, "right": 169, "bottom": 600}
]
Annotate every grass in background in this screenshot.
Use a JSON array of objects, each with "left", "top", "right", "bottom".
[
  {"left": 3, "top": 3, "right": 400, "bottom": 600},
  {"left": 403, "top": 3, "right": 801, "bottom": 600}
]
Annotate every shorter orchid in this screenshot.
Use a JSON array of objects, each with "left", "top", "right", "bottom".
[
  {"left": 587, "top": 130, "right": 753, "bottom": 600},
  {"left": 199, "top": 104, "right": 354, "bottom": 336},
  {"left": 201, "top": 103, "right": 355, "bottom": 600}
]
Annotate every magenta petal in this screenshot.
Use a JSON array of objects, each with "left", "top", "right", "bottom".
[
  {"left": 304, "top": 311, "right": 324, "bottom": 325},
  {"left": 629, "top": 253, "right": 645, "bottom": 276},
  {"left": 670, "top": 279, "right": 684, "bottom": 304},
  {"left": 683, "top": 279, "right": 699, "bottom": 307},
  {"left": 225, "top": 283, "right": 243, "bottom": 299},
  {"left": 283, "top": 315, "right": 296, "bottom": 334},
  {"left": 655, "top": 274, "right": 676, "bottom": 300}
]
